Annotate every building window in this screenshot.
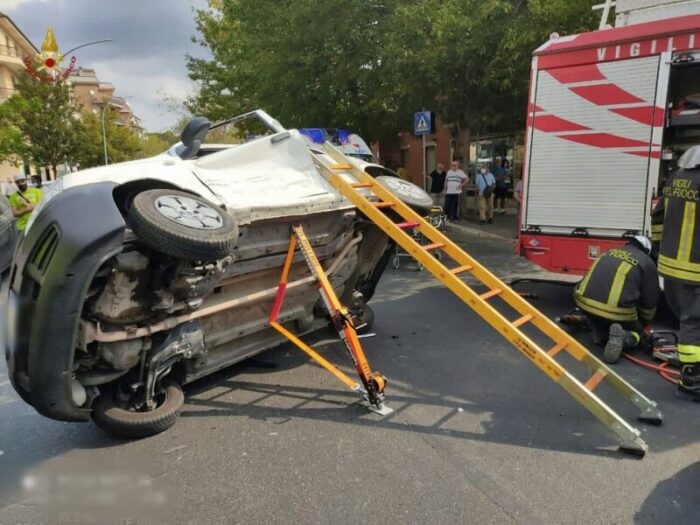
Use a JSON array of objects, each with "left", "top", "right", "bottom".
[
  {"left": 400, "top": 147, "right": 409, "bottom": 170},
  {"left": 425, "top": 144, "right": 436, "bottom": 174}
]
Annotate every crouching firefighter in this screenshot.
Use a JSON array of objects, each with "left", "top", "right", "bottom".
[
  {"left": 658, "top": 146, "right": 700, "bottom": 402},
  {"left": 574, "top": 236, "right": 660, "bottom": 364}
]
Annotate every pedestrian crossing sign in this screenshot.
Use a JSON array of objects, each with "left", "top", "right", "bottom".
[{"left": 414, "top": 111, "right": 432, "bottom": 136}]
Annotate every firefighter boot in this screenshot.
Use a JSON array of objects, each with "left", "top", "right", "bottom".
[
  {"left": 603, "top": 324, "right": 640, "bottom": 364},
  {"left": 676, "top": 364, "right": 700, "bottom": 402}
]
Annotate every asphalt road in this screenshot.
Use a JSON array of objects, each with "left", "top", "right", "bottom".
[{"left": 0, "top": 230, "right": 698, "bottom": 525}]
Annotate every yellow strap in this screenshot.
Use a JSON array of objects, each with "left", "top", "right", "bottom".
[
  {"left": 658, "top": 254, "right": 700, "bottom": 272},
  {"left": 677, "top": 201, "right": 696, "bottom": 262},
  {"left": 678, "top": 344, "right": 700, "bottom": 363},
  {"left": 607, "top": 261, "right": 632, "bottom": 308},
  {"left": 658, "top": 262, "right": 700, "bottom": 283},
  {"left": 577, "top": 257, "right": 601, "bottom": 295},
  {"left": 574, "top": 295, "right": 638, "bottom": 321},
  {"left": 658, "top": 255, "right": 700, "bottom": 283}
]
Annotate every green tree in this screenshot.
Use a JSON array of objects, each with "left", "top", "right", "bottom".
[
  {"left": 138, "top": 130, "right": 179, "bottom": 158},
  {"left": 187, "top": 0, "right": 599, "bottom": 140},
  {"left": 383, "top": 0, "right": 599, "bottom": 132},
  {"left": 4, "top": 72, "right": 85, "bottom": 173},
  {"left": 0, "top": 102, "right": 26, "bottom": 166},
  {"left": 73, "top": 108, "right": 143, "bottom": 168},
  {"left": 187, "top": 0, "right": 399, "bottom": 137}
]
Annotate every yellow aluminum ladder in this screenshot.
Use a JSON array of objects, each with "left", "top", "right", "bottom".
[{"left": 313, "top": 142, "right": 663, "bottom": 456}]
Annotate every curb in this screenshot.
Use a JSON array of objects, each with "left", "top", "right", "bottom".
[{"left": 446, "top": 221, "right": 515, "bottom": 242}]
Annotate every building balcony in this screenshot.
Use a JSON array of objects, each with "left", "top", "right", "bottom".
[
  {"left": 0, "top": 45, "right": 27, "bottom": 70},
  {"left": 0, "top": 86, "right": 16, "bottom": 101},
  {"left": 0, "top": 44, "right": 23, "bottom": 58}
]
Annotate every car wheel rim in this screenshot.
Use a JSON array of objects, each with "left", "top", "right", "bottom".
[
  {"left": 382, "top": 178, "right": 428, "bottom": 201},
  {"left": 155, "top": 195, "right": 223, "bottom": 230}
]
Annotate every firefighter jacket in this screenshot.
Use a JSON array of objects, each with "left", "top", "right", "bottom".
[
  {"left": 574, "top": 245, "right": 660, "bottom": 323},
  {"left": 658, "top": 167, "right": 700, "bottom": 285},
  {"left": 651, "top": 198, "right": 664, "bottom": 244}
]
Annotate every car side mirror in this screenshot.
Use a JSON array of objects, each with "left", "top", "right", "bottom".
[{"left": 179, "top": 117, "right": 211, "bottom": 159}]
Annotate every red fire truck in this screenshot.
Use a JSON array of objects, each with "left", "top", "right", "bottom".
[{"left": 518, "top": 1, "right": 700, "bottom": 275}]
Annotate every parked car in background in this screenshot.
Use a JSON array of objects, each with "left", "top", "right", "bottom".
[
  {"left": 0, "top": 193, "right": 18, "bottom": 275},
  {"left": 5, "top": 110, "right": 432, "bottom": 439},
  {"left": 298, "top": 128, "right": 377, "bottom": 163}
]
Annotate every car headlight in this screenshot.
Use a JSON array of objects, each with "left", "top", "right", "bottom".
[{"left": 24, "top": 178, "right": 64, "bottom": 233}]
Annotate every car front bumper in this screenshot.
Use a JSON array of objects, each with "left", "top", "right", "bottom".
[{"left": 5, "top": 182, "right": 126, "bottom": 421}]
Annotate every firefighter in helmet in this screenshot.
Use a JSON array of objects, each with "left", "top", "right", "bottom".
[
  {"left": 658, "top": 145, "right": 700, "bottom": 402},
  {"left": 574, "top": 235, "right": 660, "bottom": 364}
]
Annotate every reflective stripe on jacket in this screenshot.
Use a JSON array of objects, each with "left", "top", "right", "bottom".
[
  {"left": 659, "top": 167, "right": 700, "bottom": 284},
  {"left": 574, "top": 245, "right": 660, "bottom": 322},
  {"left": 651, "top": 197, "right": 665, "bottom": 243}
]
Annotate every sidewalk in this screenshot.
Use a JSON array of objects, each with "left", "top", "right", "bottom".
[{"left": 446, "top": 203, "right": 519, "bottom": 241}]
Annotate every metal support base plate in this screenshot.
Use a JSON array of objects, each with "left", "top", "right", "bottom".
[{"left": 359, "top": 400, "right": 394, "bottom": 416}]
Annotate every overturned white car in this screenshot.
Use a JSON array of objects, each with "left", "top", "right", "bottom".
[{"left": 5, "top": 110, "right": 433, "bottom": 438}]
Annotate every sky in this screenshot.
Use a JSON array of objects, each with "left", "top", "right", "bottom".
[{"left": 0, "top": 0, "right": 211, "bottom": 131}]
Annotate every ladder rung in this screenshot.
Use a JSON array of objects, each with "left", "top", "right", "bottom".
[
  {"left": 480, "top": 288, "right": 502, "bottom": 300},
  {"left": 423, "top": 242, "right": 444, "bottom": 251},
  {"left": 396, "top": 221, "right": 420, "bottom": 229},
  {"left": 584, "top": 369, "right": 608, "bottom": 391},
  {"left": 512, "top": 314, "right": 534, "bottom": 328},
  {"left": 373, "top": 201, "right": 396, "bottom": 209},
  {"left": 547, "top": 342, "right": 567, "bottom": 357},
  {"left": 351, "top": 182, "right": 373, "bottom": 188},
  {"left": 329, "top": 164, "right": 352, "bottom": 170},
  {"left": 451, "top": 264, "right": 473, "bottom": 275}
]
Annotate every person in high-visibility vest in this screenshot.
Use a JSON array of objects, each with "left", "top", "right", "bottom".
[
  {"left": 574, "top": 235, "right": 660, "bottom": 364},
  {"left": 9, "top": 174, "right": 42, "bottom": 232},
  {"left": 658, "top": 146, "right": 700, "bottom": 402}
]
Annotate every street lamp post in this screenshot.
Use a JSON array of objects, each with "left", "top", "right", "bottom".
[
  {"left": 101, "top": 105, "right": 109, "bottom": 165},
  {"left": 101, "top": 95, "right": 133, "bottom": 166}
]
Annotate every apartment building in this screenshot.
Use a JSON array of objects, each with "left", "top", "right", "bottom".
[
  {"left": 70, "top": 67, "right": 142, "bottom": 130},
  {"left": 0, "top": 12, "right": 37, "bottom": 181}
]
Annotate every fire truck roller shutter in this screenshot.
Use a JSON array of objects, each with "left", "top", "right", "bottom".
[{"left": 525, "top": 55, "right": 662, "bottom": 234}]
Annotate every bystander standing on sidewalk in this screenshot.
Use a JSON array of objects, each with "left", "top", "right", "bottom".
[
  {"left": 444, "top": 160, "right": 468, "bottom": 221},
  {"left": 493, "top": 159, "right": 509, "bottom": 214},
  {"left": 428, "top": 163, "right": 447, "bottom": 206},
  {"left": 476, "top": 164, "right": 495, "bottom": 225}
]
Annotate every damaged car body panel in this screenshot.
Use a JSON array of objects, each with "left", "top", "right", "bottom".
[{"left": 5, "top": 110, "right": 429, "bottom": 438}]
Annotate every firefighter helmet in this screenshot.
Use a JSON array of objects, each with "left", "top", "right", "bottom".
[
  {"left": 629, "top": 235, "right": 652, "bottom": 255},
  {"left": 678, "top": 146, "right": 700, "bottom": 170}
]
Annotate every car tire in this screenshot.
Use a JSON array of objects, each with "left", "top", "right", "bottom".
[
  {"left": 375, "top": 176, "right": 434, "bottom": 214},
  {"left": 128, "top": 189, "right": 238, "bottom": 260},
  {"left": 91, "top": 380, "right": 185, "bottom": 439}
]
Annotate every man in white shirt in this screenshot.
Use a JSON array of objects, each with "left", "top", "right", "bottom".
[{"left": 444, "top": 160, "right": 468, "bottom": 221}]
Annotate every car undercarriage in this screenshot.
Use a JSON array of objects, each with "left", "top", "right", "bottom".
[{"left": 5, "top": 111, "right": 427, "bottom": 438}]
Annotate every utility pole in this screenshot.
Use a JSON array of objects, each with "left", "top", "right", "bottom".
[{"left": 101, "top": 105, "right": 108, "bottom": 166}]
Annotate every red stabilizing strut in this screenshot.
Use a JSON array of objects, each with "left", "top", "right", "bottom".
[{"left": 269, "top": 283, "right": 287, "bottom": 323}]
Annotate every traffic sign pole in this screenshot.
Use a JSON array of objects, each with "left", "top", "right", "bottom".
[
  {"left": 414, "top": 110, "right": 432, "bottom": 191},
  {"left": 422, "top": 134, "right": 427, "bottom": 191}
]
